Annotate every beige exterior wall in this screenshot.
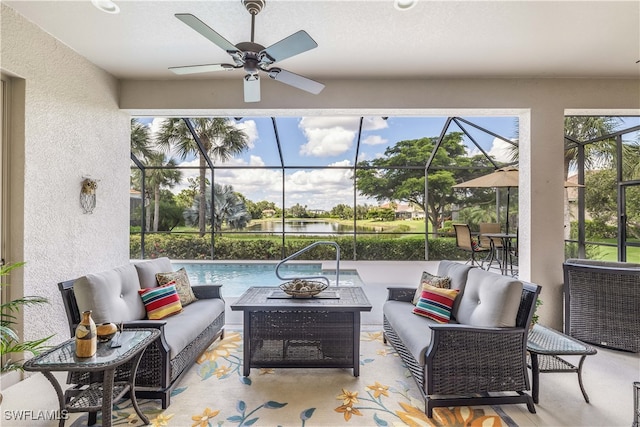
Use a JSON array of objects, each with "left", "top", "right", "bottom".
[{"left": 1, "top": 4, "right": 130, "bottom": 349}]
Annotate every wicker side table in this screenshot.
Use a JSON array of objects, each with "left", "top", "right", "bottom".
[
  {"left": 23, "top": 328, "right": 160, "bottom": 427},
  {"left": 527, "top": 324, "right": 597, "bottom": 404}
]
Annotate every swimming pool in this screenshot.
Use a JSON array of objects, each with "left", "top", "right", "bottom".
[{"left": 171, "top": 262, "right": 364, "bottom": 297}]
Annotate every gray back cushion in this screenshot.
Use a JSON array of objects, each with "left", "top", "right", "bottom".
[
  {"left": 74, "top": 263, "right": 145, "bottom": 324},
  {"left": 455, "top": 268, "right": 523, "bottom": 327},
  {"left": 134, "top": 257, "right": 173, "bottom": 289},
  {"left": 437, "top": 261, "right": 474, "bottom": 315}
]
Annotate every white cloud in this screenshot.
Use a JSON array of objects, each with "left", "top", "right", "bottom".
[
  {"left": 168, "top": 157, "right": 373, "bottom": 210},
  {"left": 362, "top": 135, "right": 388, "bottom": 146},
  {"left": 299, "top": 127, "right": 355, "bottom": 157},
  {"left": 236, "top": 120, "right": 258, "bottom": 149},
  {"left": 297, "top": 116, "right": 389, "bottom": 158},
  {"left": 488, "top": 137, "right": 515, "bottom": 163},
  {"left": 362, "top": 117, "right": 389, "bottom": 131}
]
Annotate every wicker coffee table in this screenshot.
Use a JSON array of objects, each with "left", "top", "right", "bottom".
[{"left": 231, "top": 286, "right": 372, "bottom": 377}]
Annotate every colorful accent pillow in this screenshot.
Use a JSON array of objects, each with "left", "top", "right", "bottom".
[
  {"left": 412, "top": 271, "right": 452, "bottom": 305},
  {"left": 412, "top": 284, "right": 459, "bottom": 323},
  {"left": 156, "top": 268, "right": 198, "bottom": 307},
  {"left": 138, "top": 283, "right": 183, "bottom": 320}
]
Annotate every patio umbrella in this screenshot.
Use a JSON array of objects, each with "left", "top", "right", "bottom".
[
  {"left": 453, "top": 167, "right": 518, "bottom": 232},
  {"left": 453, "top": 166, "right": 581, "bottom": 233}
]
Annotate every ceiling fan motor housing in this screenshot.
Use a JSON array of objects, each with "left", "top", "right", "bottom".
[{"left": 243, "top": 0, "right": 266, "bottom": 15}]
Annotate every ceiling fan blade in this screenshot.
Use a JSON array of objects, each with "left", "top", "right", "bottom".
[
  {"left": 244, "top": 74, "right": 261, "bottom": 103},
  {"left": 169, "top": 63, "right": 234, "bottom": 75},
  {"left": 175, "top": 13, "right": 238, "bottom": 54},
  {"left": 261, "top": 30, "right": 318, "bottom": 63},
  {"left": 268, "top": 68, "right": 324, "bottom": 95}
]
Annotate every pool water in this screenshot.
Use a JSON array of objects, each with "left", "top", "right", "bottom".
[{"left": 171, "top": 262, "right": 364, "bottom": 297}]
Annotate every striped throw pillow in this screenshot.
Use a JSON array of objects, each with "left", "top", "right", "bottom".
[
  {"left": 138, "top": 282, "right": 183, "bottom": 320},
  {"left": 412, "top": 284, "right": 459, "bottom": 323}
]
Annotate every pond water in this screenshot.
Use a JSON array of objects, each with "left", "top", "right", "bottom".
[
  {"left": 172, "top": 262, "right": 364, "bottom": 297},
  {"left": 244, "top": 220, "right": 379, "bottom": 234}
]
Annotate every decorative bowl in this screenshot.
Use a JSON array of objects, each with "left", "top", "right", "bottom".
[
  {"left": 279, "top": 279, "right": 328, "bottom": 298},
  {"left": 97, "top": 322, "right": 118, "bottom": 342}
]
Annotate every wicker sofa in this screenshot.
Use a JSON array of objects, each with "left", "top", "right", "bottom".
[
  {"left": 58, "top": 257, "right": 225, "bottom": 408},
  {"left": 383, "top": 260, "right": 541, "bottom": 417},
  {"left": 563, "top": 258, "right": 640, "bottom": 352}
]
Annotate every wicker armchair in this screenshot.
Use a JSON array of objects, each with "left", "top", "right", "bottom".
[
  {"left": 383, "top": 261, "right": 541, "bottom": 417},
  {"left": 563, "top": 259, "right": 640, "bottom": 352}
]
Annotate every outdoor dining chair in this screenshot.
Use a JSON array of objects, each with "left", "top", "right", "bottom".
[
  {"left": 453, "top": 224, "right": 491, "bottom": 268},
  {"left": 479, "top": 222, "right": 503, "bottom": 271}
]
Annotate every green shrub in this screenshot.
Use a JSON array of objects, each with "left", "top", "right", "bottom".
[{"left": 131, "top": 233, "right": 466, "bottom": 261}]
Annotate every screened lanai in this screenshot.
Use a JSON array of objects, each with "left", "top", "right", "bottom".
[{"left": 130, "top": 115, "right": 640, "bottom": 263}]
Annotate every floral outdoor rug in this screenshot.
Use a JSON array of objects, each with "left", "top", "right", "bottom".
[{"left": 74, "top": 331, "right": 516, "bottom": 427}]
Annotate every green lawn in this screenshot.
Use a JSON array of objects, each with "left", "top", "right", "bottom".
[{"left": 587, "top": 239, "right": 640, "bottom": 262}]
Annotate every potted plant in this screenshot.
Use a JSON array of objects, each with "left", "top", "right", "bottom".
[
  {"left": 0, "top": 262, "right": 52, "bottom": 373},
  {"left": 531, "top": 298, "right": 543, "bottom": 328}
]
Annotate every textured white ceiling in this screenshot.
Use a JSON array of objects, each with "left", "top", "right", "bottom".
[{"left": 5, "top": 0, "right": 640, "bottom": 82}]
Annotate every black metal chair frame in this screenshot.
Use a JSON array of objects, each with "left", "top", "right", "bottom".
[{"left": 453, "top": 224, "right": 491, "bottom": 268}]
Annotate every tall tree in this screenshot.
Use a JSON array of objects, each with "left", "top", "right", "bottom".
[
  {"left": 145, "top": 152, "right": 182, "bottom": 232},
  {"left": 356, "top": 133, "right": 486, "bottom": 235},
  {"left": 184, "top": 183, "right": 251, "bottom": 231},
  {"left": 130, "top": 118, "right": 153, "bottom": 160},
  {"left": 154, "top": 118, "right": 249, "bottom": 236}
]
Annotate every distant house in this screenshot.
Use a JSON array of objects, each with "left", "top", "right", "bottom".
[
  {"left": 262, "top": 209, "right": 276, "bottom": 218},
  {"left": 380, "top": 202, "right": 425, "bottom": 220}
]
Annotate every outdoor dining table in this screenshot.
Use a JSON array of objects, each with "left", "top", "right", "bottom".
[{"left": 481, "top": 232, "right": 517, "bottom": 275}]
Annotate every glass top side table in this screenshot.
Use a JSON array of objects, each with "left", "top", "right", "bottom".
[
  {"left": 526, "top": 324, "right": 597, "bottom": 404},
  {"left": 23, "top": 328, "right": 160, "bottom": 427}
]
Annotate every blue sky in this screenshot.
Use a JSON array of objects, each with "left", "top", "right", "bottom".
[{"left": 140, "top": 115, "right": 519, "bottom": 210}]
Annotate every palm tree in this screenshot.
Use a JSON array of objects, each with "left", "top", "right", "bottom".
[
  {"left": 145, "top": 152, "right": 182, "bottom": 232},
  {"left": 213, "top": 184, "right": 252, "bottom": 231},
  {"left": 563, "top": 116, "right": 621, "bottom": 176},
  {"left": 131, "top": 118, "right": 153, "bottom": 160},
  {"left": 155, "top": 118, "right": 249, "bottom": 236},
  {"left": 509, "top": 116, "right": 621, "bottom": 238},
  {"left": 1, "top": 262, "right": 52, "bottom": 373},
  {"left": 184, "top": 183, "right": 252, "bottom": 232}
]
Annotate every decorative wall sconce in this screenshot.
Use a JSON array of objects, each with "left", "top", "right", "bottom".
[{"left": 80, "top": 178, "right": 98, "bottom": 214}]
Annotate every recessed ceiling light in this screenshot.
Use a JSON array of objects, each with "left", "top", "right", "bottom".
[
  {"left": 394, "top": 0, "right": 418, "bottom": 11},
  {"left": 91, "top": 0, "right": 120, "bottom": 14}
]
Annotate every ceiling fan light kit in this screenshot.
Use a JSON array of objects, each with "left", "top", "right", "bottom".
[
  {"left": 394, "top": 0, "right": 418, "bottom": 11},
  {"left": 91, "top": 0, "right": 120, "bottom": 14},
  {"left": 170, "top": 0, "right": 324, "bottom": 103}
]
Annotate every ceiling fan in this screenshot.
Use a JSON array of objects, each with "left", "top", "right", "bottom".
[{"left": 170, "top": 0, "right": 325, "bottom": 103}]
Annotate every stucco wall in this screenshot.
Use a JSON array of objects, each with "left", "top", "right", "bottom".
[{"left": 1, "top": 4, "right": 130, "bottom": 346}]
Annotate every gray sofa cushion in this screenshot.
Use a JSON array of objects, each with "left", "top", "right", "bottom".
[
  {"left": 74, "top": 263, "right": 146, "bottom": 324},
  {"left": 161, "top": 298, "right": 225, "bottom": 359},
  {"left": 437, "top": 261, "right": 473, "bottom": 317},
  {"left": 384, "top": 300, "right": 436, "bottom": 364},
  {"left": 134, "top": 257, "right": 173, "bottom": 289},
  {"left": 455, "top": 268, "right": 523, "bottom": 327}
]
